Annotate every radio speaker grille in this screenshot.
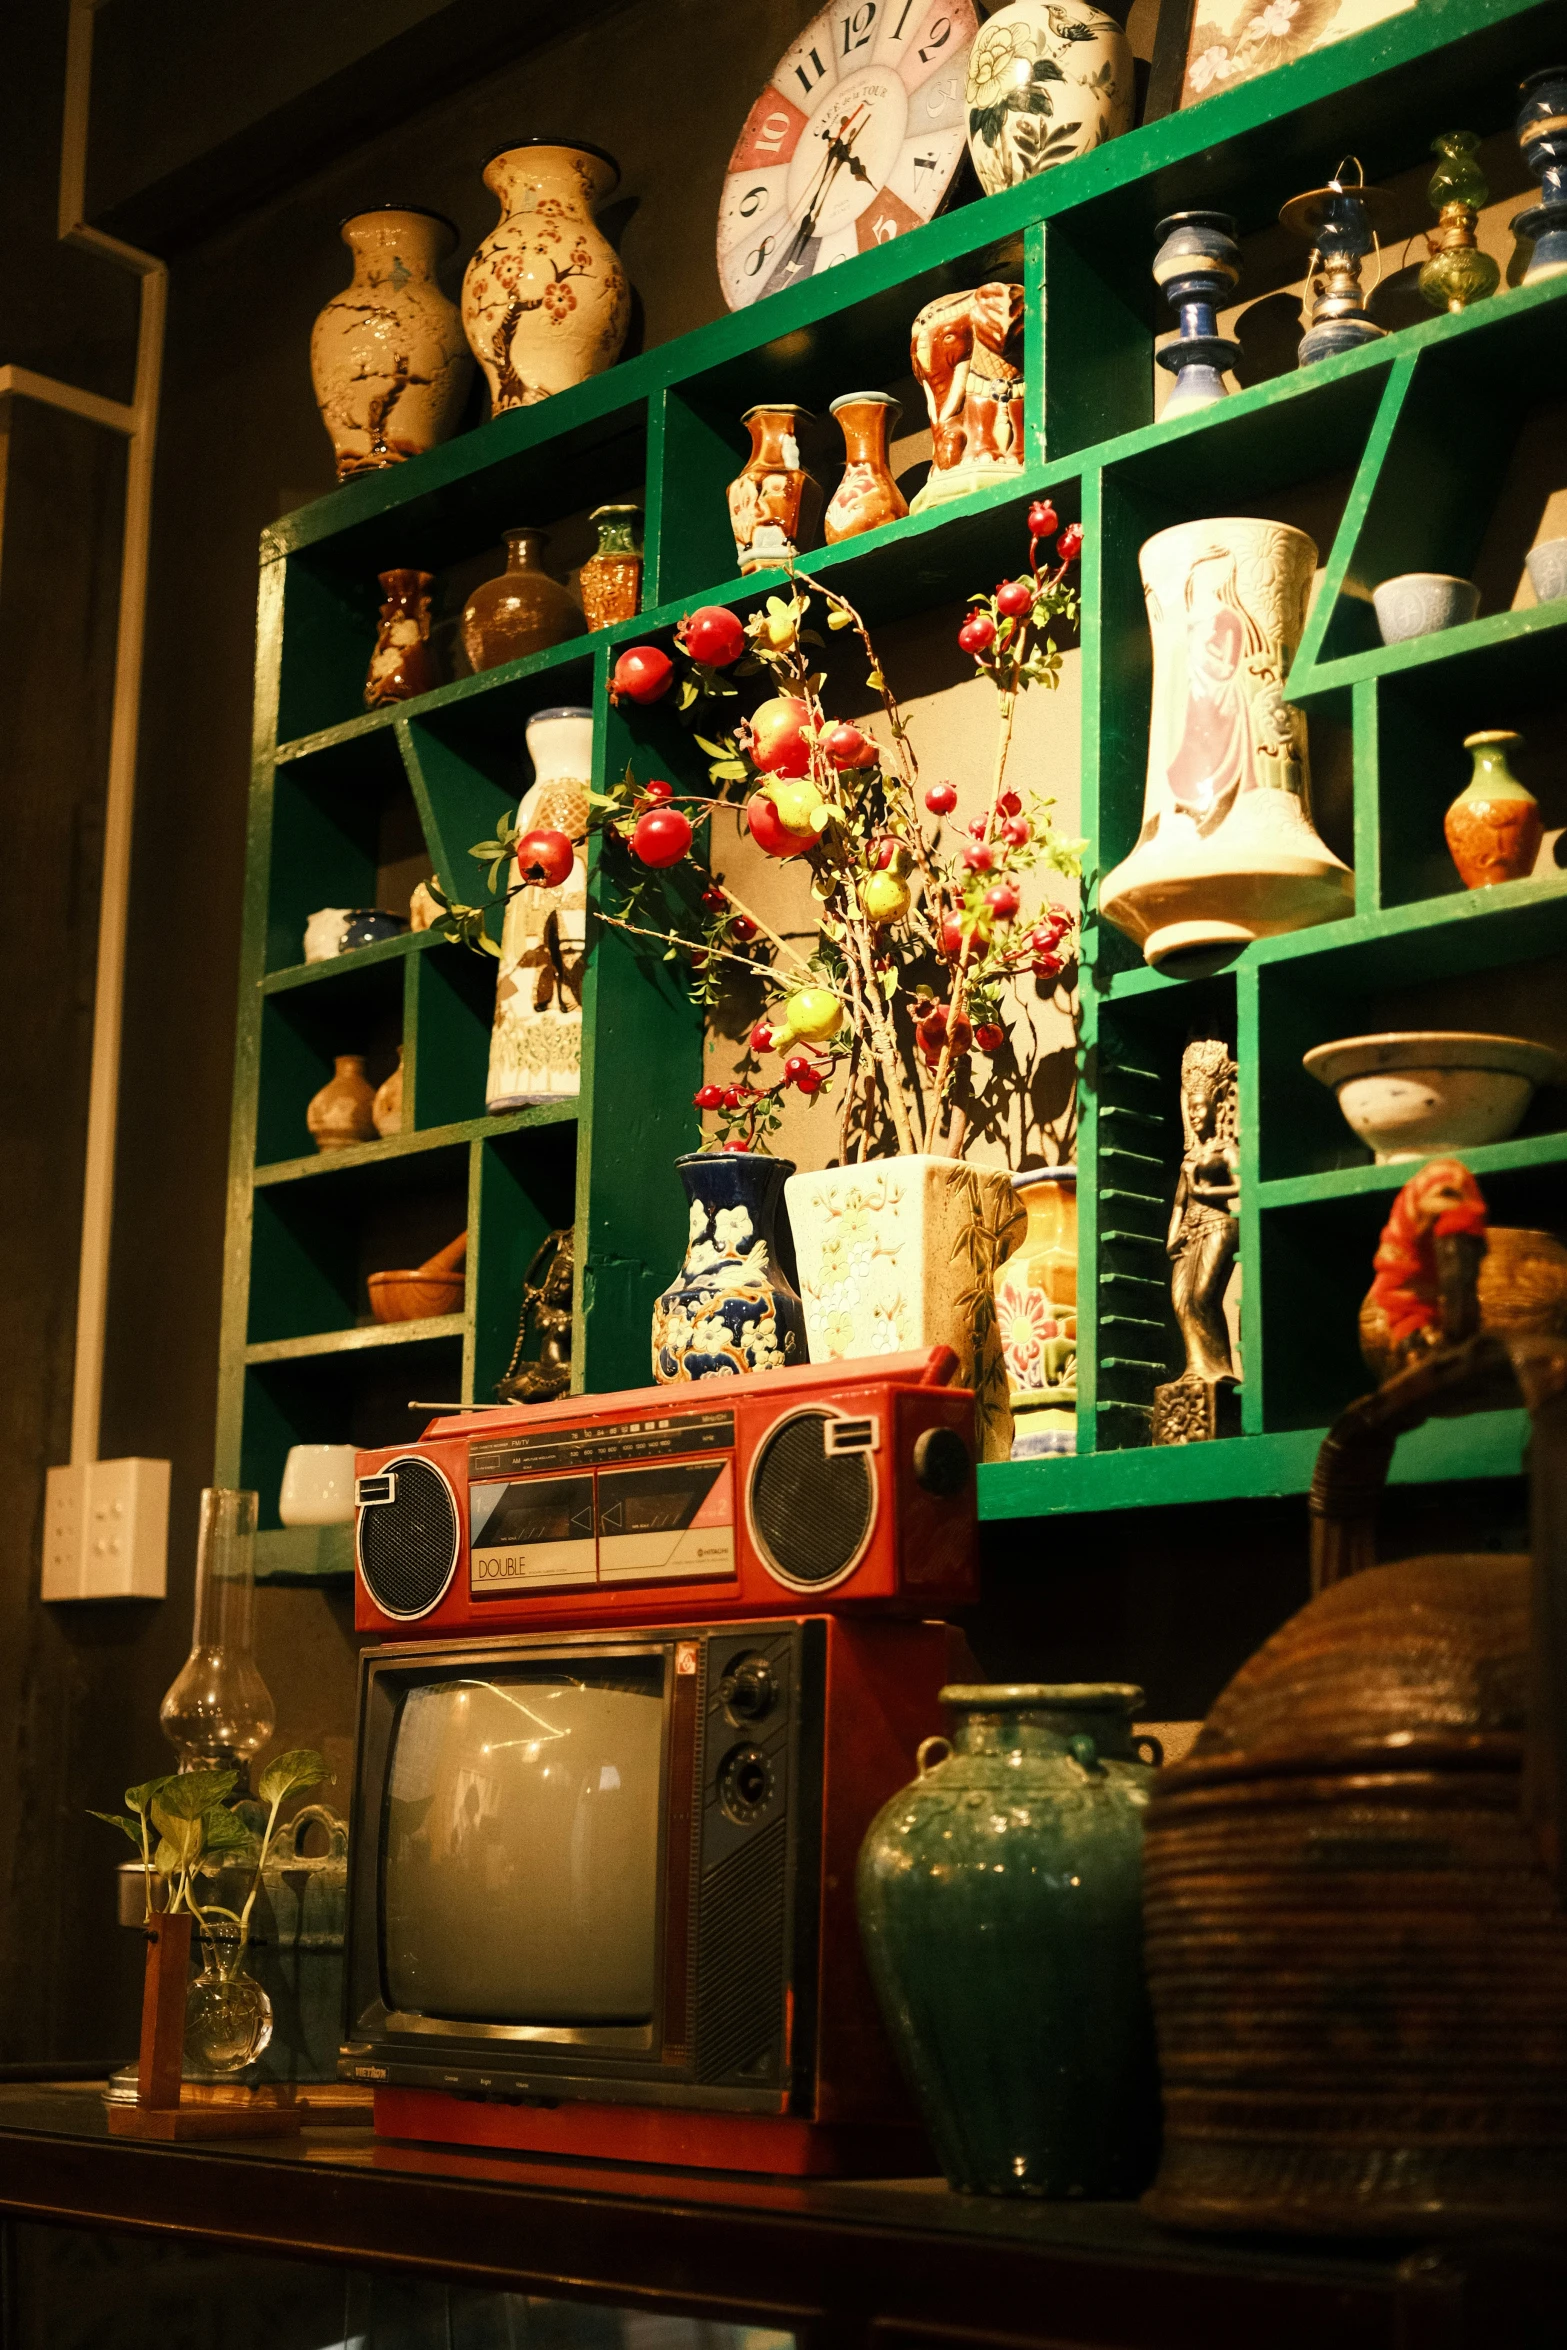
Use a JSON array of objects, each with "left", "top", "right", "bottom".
[
  {"left": 358, "top": 1458, "right": 459, "bottom": 1618},
  {"left": 750, "top": 1411, "right": 873, "bottom": 1588}
]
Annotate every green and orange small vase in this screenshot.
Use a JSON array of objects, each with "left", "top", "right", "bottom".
[{"left": 1445, "top": 730, "right": 1542, "bottom": 890}]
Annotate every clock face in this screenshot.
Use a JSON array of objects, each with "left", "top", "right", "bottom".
[{"left": 719, "top": 0, "right": 978, "bottom": 310}]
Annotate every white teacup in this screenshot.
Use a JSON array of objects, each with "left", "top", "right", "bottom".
[
  {"left": 1525, "top": 537, "right": 1567, "bottom": 605},
  {"left": 279, "top": 1443, "right": 358, "bottom": 1526},
  {"left": 303, "top": 908, "right": 350, "bottom": 963}
]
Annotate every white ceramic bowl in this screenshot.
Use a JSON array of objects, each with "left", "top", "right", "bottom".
[
  {"left": 1526, "top": 537, "right": 1567, "bottom": 605},
  {"left": 1371, "top": 573, "right": 1480, "bottom": 645},
  {"left": 279, "top": 1442, "right": 358, "bottom": 1526},
  {"left": 1303, "top": 1031, "right": 1567, "bottom": 1162}
]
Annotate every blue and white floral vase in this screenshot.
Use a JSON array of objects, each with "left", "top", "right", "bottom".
[{"left": 651, "top": 1153, "right": 806, "bottom": 1383}]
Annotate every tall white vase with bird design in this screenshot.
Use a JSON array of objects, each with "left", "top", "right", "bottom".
[{"left": 486, "top": 707, "right": 592, "bottom": 1112}]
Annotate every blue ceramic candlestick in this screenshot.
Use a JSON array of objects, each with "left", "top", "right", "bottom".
[
  {"left": 651, "top": 1151, "right": 806, "bottom": 1382},
  {"left": 1153, "top": 210, "right": 1242, "bottom": 418},
  {"left": 1512, "top": 66, "right": 1567, "bottom": 284}
]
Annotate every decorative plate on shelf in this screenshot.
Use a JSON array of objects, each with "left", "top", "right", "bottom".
[{"left": 718, "top": 0, "right": 978, "bottom": 310}]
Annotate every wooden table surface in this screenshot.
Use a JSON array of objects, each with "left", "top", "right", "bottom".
[{"left": 0, "top": 2084, "right": 1562, "bottom": 2350}]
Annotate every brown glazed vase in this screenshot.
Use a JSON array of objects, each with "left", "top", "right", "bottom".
[
  {"left": 578, "top": 502, "right": 642, "bottom": 631},
  {"left": 306, "top": 1056, "right": 378, "bottom": 1152},
  {"left": 461, "top": 529, "right": 582, "bottom": 671},
  {"left": 824, "top": 393, "right": 908, "bottom": 543},
  {"left": 726, "top": 405, "right": 823, "bottom": 573},
  {"left": 1141, "top": 1312, "right": 1567, "bottom": 2236},
  {"left": 1360, "top": 1223, "right": 1567, "bottom": 1379},
  {"left": 1444, "top": 729, "right": 1543, "bottom": 888},
  {"left": 364, "top": 570, "right": 438, "bottom": 707}
]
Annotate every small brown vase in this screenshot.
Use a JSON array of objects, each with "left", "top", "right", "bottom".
[
  {"left": 461, "top": 529, "right": 582, "bottom": 672},
  {"left": 726, "top": 405, "right": 823, "bottom": 574},
  {"left": 824, "top": 393, "right": 908, "bottom": 543},
  {"left": 372, "top": 1048, "right": 404, "bottom": 1139},
  {"left": 1445, "top": 730, "right": 1543, "bottom": 888},
  {"left": 365, "top": 570, "right": 438, "bottom": 708},
  {"left": 306, "top": 1055, "right": 377, "bottom": 1152},
  {"left": 1360, "top": 1223, "right": 1567, "bottom": 1379},
  {"left": 579, "top": 503, "right": 643, "bottom": 631}
]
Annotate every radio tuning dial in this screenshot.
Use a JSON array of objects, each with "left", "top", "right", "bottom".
[{"left": 718, "top": 1657, "right": 776, "bottom": 1721}]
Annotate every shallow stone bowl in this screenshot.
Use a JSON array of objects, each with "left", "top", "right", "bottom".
[{"left": 1303, "top": 1030, "right": 1567, "bottom": 1162}]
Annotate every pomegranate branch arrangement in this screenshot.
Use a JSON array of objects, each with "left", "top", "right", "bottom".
[{"left": 453, "top": 500, "right": 1084, "bottom": 1162}]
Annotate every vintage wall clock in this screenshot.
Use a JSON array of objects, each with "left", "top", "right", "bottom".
[{"left": 719, "top": 0, "right": 979, "bottom": 310}]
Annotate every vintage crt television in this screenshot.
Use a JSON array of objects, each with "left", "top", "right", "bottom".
[
  {"left": 340, "top": 1615, "right": 967, "bottom": 2174},
  {"left": 340, "top": 1352, "right": 979, "bottom": 2174},
  {"left": 351, "top": 1348, "right": 978, "bottom": 1635}
]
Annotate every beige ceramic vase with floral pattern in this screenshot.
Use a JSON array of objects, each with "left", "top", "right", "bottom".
[
  {"left": 784, "top": 1158, "right": 1025, "bottom": 1462},
  {"left": 310, "top": 209, "right": 472, "bottom": 480},
  {"left": 461, "top": 142, "right": 630, "bottom": 413}
]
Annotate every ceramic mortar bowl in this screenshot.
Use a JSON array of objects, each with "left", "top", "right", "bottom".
[
  {"left": 1303, "top": 1030, "right": 1567, "bottom": 1162},
  {"left": 1525, "top": 537, "right": 1567, "bottom": 604},
  {"left": 1371, "top": 573, "right": 1480, "bottom": 644},
  {"left": 368, "top": 1268, "right": 464, "bottom": 1323}
]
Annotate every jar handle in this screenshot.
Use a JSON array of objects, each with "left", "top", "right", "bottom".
[
  {"left": 1134, "top": 1734, "right": 1165, "bottom": 1768},
  {"left": 277, "top": 1803, "right": 349, "bottom": 1861},
  {"left": 1069, "top": 1732, "right": 1105, "bottom": 1777},
  {"left": 916, "top": 1735, "right": 952, "bottom": 1777}
]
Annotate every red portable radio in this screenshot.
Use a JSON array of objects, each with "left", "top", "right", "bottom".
[{"left": 351, "top": 1347, "right": 977, "bottom": 1636}]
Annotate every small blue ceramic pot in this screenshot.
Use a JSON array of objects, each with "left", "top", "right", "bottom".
[
  {"left": 1371, "top": 572, "right": 1480, "bottom": 645},
  {"left": 342, "top": 908, "right": 408, "bottom": 950},
  {"left": 1525, "top": 538, "right": 1567, "bottom": 605},
  {"left": 651, "top": 1151, "right": 806, "bottom": 1382}
]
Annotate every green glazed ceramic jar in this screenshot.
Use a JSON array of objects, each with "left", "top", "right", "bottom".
[{"left": 857, "top": 1683, "right": 1162, "bottom": 2197}]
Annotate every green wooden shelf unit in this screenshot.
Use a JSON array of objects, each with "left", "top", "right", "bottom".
[{"left": 220, "top": 0, "right": 1567, "bottom": 1580}]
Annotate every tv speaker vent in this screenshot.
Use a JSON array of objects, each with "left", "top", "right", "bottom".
[
  {"left": 356, "top": 1457, "right": 459, "bottom": 1619},
  {"left": 749, "top": 1410, "right": 874, "bottom": 1591},
  {"left": 695, "top": 1817, "right": 788, "bottom": 2085}
]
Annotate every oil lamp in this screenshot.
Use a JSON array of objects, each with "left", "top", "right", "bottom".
[
  {"left": 1511, "top": 66, "right": 1567, "bottom": 285},
  {"left": 1280, "top": 158, "right": 1395, "bottom": 366},
  {"left": 1152, "top": 210, "right": 1243, "bottom": 417},
  {"left": 159, "top": 1488, "right": 276, "bottom": 1782},
  {"left": 1419, "top": 132, "right": 1500, "bottom": 313}
]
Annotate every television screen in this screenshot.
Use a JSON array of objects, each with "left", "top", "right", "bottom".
[{"left": 382, "top": 1659, "right": 665, "bottom": 2025}]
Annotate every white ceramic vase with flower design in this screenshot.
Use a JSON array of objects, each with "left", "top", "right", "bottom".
[
  {"left": 1098, "top": 516, "right": 1353, "bottom": 968},
  {"left": 488, "top": 707, "right": 593, "bottom": 1112},
  {"left": 461, "top": 141, "right": 630, "bottom": 414},
  {"left": 784, "top": 1157, "right": 1025, "bottom": 1462},
  {"left": 310, "top": 207, "right": 472, "bottom": 480},
  {"left": 964, "top": 0, "right": 1132, "bottom": 196}
]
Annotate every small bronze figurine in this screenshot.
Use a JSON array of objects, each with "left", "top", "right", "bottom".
[
  {"left": 495, "top": 1227, "right": 574, "bottom": 1405},
  {"left": 1153, "top": 1034, "right": 1240, "bottom": 1444}
]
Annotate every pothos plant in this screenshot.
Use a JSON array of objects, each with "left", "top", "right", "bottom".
[
  {"left": 92, "top": 1751, "right": 330, "bottom": 1968},
  {"left": 436, "top": 499, "right": 1085, "bottom": 1163}
]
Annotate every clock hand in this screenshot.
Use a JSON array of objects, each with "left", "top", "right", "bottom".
[{"left": 795, "top": 103, "right": 872, "bottom": 243}]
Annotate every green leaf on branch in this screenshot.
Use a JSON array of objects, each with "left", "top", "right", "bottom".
[
  {"left": 125, "top": 1775, "right": 176, "bottom": 1815},
  {"left": 199, "top": 1806, "right": 259, "bottom": 1859},
  {"left": 149, "top": 1806, "right": 205, "bottom": 1870},
  {"left": 155, "top": 1769, "right": 238, "bottom": 1820},
  {"left": 89, "top": 1810, "right": 144, "bottom": 1849},
  {"left": 257, "top": 1748, "right": 331, "bottom": 1809}
]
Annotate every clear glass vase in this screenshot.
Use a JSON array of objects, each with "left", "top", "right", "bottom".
[{"left": 185, "top": 1920, "right": 274, "bottom": 2073}]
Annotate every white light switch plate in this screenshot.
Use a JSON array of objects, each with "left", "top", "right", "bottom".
[{"left": 43, "top": 1459, "right": 169, "bottom": 1600}]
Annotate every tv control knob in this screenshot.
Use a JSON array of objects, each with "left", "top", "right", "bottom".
[
  {"left": 718, "top": 1658, "right": 777, "bottom": 1720},
  {"left": 913, "top": 1426, "right": 972, "bottom": 1497}
]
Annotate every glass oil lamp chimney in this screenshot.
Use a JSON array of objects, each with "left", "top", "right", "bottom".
[
  {"left": 159, "top": 1488, "right": 275, "bottom": 1783},
  {"left": 1510, "top": 66, "right": 1567, "bottom": 286},
  {"left": 1419, "top": 132, "right": 1499, "bottom": 313},
  {"left": 1280, "top": 158, "right": 1394, "bottom": 366},
  {"left": 1152, "top": 210, "right": 1243, "bottom": 418}
]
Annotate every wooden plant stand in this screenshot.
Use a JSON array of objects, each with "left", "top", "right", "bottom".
[{"left": 106, "top": 1914, "right": 303, "bottom": 2141}]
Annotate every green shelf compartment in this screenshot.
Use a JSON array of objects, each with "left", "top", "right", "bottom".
[
  {"left": 264, "top": 724, "right": 430, "bottom": 975},
  {"left": 272, "top": 399, "right": 648, "bottom": 745},
  {"left": 241, "top": 1328, "right": 466, "bottom": 1534},
  {"left": 255, "top": 1523, "right": 355, "bottom": 1586},
  {"left": 220, "top": 0, "right": 1567, "bottom": 1531},
  {"left": 247, "top": 1136, "right": 471, "bottom": 1348},
  {"left": 255, "top": 949, "right": 407, "bottom": 1167},
  {"left": 469, "top": 1123, "right": 580, "bottom": 1408}
]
